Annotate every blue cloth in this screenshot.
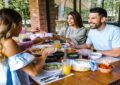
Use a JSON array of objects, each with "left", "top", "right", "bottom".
[
  {"left": 6, "top": 64, "right": 13, "bottom": 85},
  {"left": 89, "top": 60, "right": 98, "bottom": 71},
  {"left": 0, "top": 52, "right": 34, "bottom": 85},
  {"left": 86, "top": 24, "right": 120, "bottom": 50}
]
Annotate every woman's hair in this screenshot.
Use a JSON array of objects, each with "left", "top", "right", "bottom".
[
  {"left": 0, "top": 8, "right": 22, "bottom": 62},
  {"left": 67, "top": 11, "right": 83, "bottom": 28}
]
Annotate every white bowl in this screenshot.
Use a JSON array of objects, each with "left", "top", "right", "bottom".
[
  {"left": 89, "top": 52, "right": 102, "bottom": 60},
  {"left": 98, "top": 67, "right": 112, "bottom": 73},
  {"left": 98, "top": 64, "right": 112, "bottom": 73},
  {"left": 72, "top": 59, "right": 90, "bottom": 71}
]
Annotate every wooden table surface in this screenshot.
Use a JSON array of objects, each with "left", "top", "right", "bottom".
[{"left": 48, "top": 60, "right": 120, "bottom": 85}]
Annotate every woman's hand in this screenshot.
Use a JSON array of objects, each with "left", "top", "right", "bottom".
[
  {"left": 52, "top": 33, "right": 61, "bottom": 40},
  {"left": 65, "top": 38, "right": 73, "bottom": 44},
  {"left": 32, "top": 37, "right": 45, "bottom": 44},
  {"left": 66, "top": 40, "right": 76, "bottom": 48}
]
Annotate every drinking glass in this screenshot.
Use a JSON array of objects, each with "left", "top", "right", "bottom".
[
  {"left": 54, "top": 40, "right": 61, "bottom": 49},
  {"left": 62, "top": 59, "right": 72, "bottom": 75},
  {"left": 79, "top": 49, "right": 91, "bottom": 59}
]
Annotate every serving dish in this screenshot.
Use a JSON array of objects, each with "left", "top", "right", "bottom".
[
  {"left": 98, "top": 63, "right": 112, "bottom": 73},
  {"left": 53, "top": 51, "right": 64, "bottom": 59},
  {"left": 67, "top": 53, "right": 79, "bottom": 59},
  {"left": 89, "top": 52, "right": 102, "bottom": 60},
  {"left": 29, "top": 48, "right": 42, "bottom": 56},
  {"left": 43, "top": 62, "right": 62, "bottom": 72},
  {"left": 72, "top": 59, "right": 90, "bottom": 71},
  {"left": 31, "top": 44, "right": 51, "bottom": 49},
  {"left": 46, "top": 55, "right": 57, "bottom": 62},
  {"left": 66, "top": 48, "right": 76, "bottom": 53}
]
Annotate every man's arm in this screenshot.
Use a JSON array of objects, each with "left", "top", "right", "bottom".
[
  {"left": 98, "top": 48, "right": 120, "bottom": 57},
  {"left": 72, "top": 43, "right": 91, "bottom": 49}
]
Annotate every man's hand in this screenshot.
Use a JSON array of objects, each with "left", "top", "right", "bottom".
[{"left": 41, "top": 46, "right": 56, "bottom": 60}]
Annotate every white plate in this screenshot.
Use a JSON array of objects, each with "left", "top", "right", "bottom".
[{"left": 32, "top": 44, "right": 51, "bottom": 49}]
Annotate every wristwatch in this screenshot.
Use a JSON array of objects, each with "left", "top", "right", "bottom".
[{"left": 93, "top": 49, "right": 97, "bottom": 52}]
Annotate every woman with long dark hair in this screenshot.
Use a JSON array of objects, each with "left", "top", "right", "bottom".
[{"left": 58, "top": 11, "right": 87, "bottom": 45}]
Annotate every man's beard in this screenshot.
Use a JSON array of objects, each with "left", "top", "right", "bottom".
[{"left": 89, "top": 22, "right": 102, "bottom": 29}]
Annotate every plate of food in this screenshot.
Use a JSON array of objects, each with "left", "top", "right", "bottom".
[
  {"left": 31, "top": 44, "right": 51, "bottom": 49},
  {"left": 29, "top": 48, "right": 43, "bottom": 56},
  {"left": 67, "top": 53, "right": 79, "bottom": 59},
  {"left": 43, "top": 62, "right": 62, "bottom": 72}
]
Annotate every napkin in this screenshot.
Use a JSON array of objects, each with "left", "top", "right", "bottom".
[{"left": 89, "top": 60, "right": 98, "bottom": 71}]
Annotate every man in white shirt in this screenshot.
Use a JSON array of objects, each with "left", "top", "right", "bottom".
[{"left": 72, "top": 7, "right": 120, "bottom": 57}]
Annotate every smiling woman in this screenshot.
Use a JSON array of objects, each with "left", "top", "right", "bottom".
[{"left": 57, "top": 11, "right": 87, "bottom": 45}]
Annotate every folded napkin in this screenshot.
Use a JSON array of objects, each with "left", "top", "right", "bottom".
[
  {"left": 30, "top": 33, "right": 53, "bottom": 40},
  {"left": 89, "top": 60, "right": 98, "bottom": 71}
]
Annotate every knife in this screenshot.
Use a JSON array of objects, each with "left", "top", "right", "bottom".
[{"left": 40, "top": 75, "right": 54, "bottom": 82}]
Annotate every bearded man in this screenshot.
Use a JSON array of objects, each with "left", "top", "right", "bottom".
[{"left": 72, "top": 7, "right": 120, "bottom": 57}]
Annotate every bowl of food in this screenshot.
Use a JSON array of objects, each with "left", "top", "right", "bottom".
[
  {"left": 30, "top": 48, "right": 43, "bottom": 56},
  {"left": 46, "top": 55, "right": 57, "bottom": 62},
  {"left": 66, "top": 47, "right": 76, "bottom": 54},
  {"left": 23, "top": 38, "right": 31, "bottom": 42},
  {"left": 72, "top": 59, "right": 90, "bottom": 71},
  {"left": 98, "top": 63, "right": 112, "bottom": 73},
  {"left": 43, "top": 62, "right": 62, "bottom": 72},
  {"left": 53, "top": 51, "right": 64, "bottom": 59},
  {"left": 89, "top": 52, "right": 102, "bottom": 60},
  {"left": 67, "top": 53, "right": 79, "bottom": 59}
]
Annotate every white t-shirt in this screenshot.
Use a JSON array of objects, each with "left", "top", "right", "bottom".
[{"left": 86, "top": 24, "right": 120, "bottom": 50}]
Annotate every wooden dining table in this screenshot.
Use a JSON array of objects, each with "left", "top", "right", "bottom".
[
  {"left": 47, "top": 60, "right": 120, "bottom": 85},
  {"left": 30, "top": 44, "right": 120, "bottom": 85}
]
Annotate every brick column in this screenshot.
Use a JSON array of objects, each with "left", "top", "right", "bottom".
[
  {"left": 49, "top": 0, "right": 58, "bottom": 32},
  {"left": 29, "top": 0, "right": 47, "bottom": 31},
  {"left": 29, "top": 0, "right": 58, "bottom": 32}
]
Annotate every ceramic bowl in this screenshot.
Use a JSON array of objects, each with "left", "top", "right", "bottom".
[
  {"left": 53, "top": 51, "right": 64, "bottom": 59},
  {"left": 89, "top": 52, "right": 102, "bottom": 60},
  {"left": 98, "top": 67, "right": 112, "bottom": 73},
  {"left": 98, "top": 64, "right": 112, "bottom": 73},
  {"left": 72, "top": 59, "right": 90, "bottom": 71},
  {"left": 67, "top": 53, "right": 79, "bottom": 59}
]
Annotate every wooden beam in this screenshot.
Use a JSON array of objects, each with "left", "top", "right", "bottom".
[
  {"left": 79, "top": 0, "right": 81, "bottom": 14},
  {"left": 73, "top": 0, "right": 76, "bottom": 12},
  {"left": 46, "top": 0, "right": 51, "bottom": 32}
]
